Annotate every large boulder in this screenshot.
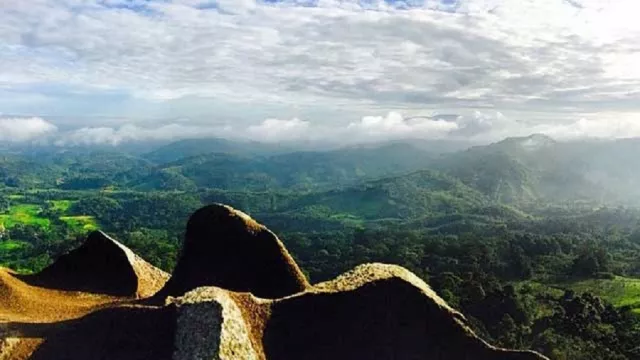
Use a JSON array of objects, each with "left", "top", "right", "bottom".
[
  {"left": 17, "top": 231, "right": 168, "bottom": 298},
  {"left": 153, "top": 204, "right": 309, "bottom": 300}
]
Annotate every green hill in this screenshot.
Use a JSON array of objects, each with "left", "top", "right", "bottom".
[
  {"left": 280, "top": 170, "right": 486, "bottom": 221},
  {"left": 142, "top": 137, "right": 292, "bottom": 164}
]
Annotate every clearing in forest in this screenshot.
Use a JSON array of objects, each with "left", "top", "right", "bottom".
[
  {"left": 0, "top": 204, "right": 50, "bottom": 229},
  {"left": 60, "top": 216, "right": 99, "bottom": 232}
]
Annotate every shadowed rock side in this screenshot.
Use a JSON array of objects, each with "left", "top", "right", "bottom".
[
  {"left": 153, "top": 204, "right": 309, "bottom": 300},
  {"left": 26, "top": 305, "right": 177, "bottom": 360},
  {"left": 17, "top": 231, "right": 169, "bottom": 298}
]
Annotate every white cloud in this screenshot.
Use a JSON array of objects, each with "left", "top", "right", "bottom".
[
  {"left": 246, "top": 118, "right": 311, "bottom": 142},
  {"left": 2, "top": 0, "right": 640, "bottom": 118},
  {"left": 48, "top": 111, "right": 470, "bottom": 145},
  {"left": 0, "top": 117, "right": 58, "bottom": 142},
  {"left": 4, "top": 110, "right": 640, "bottom": 146},
  {"left": 346, "top": 111, "right": 458, "bottom": 140},
  {"left": 54, "top": 123, "right": 234, "bottom": 146},
  {"left": 535, "top": 114, "right": 640, "bottom": 140},
  {"left": 449, "top": 110, "right": 640, "bottom": 141}
]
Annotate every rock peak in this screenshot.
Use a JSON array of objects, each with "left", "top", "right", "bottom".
[
  {"left": 18, "top": 230, "right": 168, "bottom": 297},
  {"left": 153, "top": 203, "right": 309, "bottom": 300}
]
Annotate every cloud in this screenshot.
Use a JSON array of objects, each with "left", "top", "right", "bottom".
[
  {"left": 47, "top": 111, "right": 474, "bottom": 145},
  {"left": 534, "top": 114, "right": 640, "bottom": 140},
  {"left": 2, "top": 0, "right": 640, "bottom": 122},
  {"left": 54, "top": 123, "right": 233, "bottom": 146},
  {"left": 0, "top": 117, "right": 58, "bottom": 142},
  {"left": 4, "top": 110, "right": 640, "bottom": 147},
  {"left": 346, "top": 112, "right": 458, "bottom": 140},
  {"left": 246, "top": 118, "right": 311, "bottom": 142}
]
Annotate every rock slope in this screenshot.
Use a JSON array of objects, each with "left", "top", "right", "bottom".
[{"left": 0, "top": 203, "right": 548, "bottom": 360}]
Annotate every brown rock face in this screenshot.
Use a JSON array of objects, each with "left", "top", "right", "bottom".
[
  {"left": 17, "top": 231, "right": 168, "bottom": 298},
  {"left": 153, "top": 204, "right": 309, "bottom": 300}
]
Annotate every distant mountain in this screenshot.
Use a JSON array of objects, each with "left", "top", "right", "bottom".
[
  {"left": 0, "top": 155, "right": 61, "bottom": 188},
  {"left": 393, "top": 138, "right": 477, "bottom": 154},
  {"left": 132, "top": 143, "right": 437, "bottom": 191},
  {"left": 0, "top": 150, "right": 155, "bottom": 190},
  {"left": 432, "top": 134, "right": 618, "bottom": 204},
  {"left": 5, "top": 134, "right": 640, "bottom": 207},
  {"left": 282, "top": 169, "right": 487, "bottom": 220},
  {"left": 142, "top": 138, "right": 293, "bottom": 164}
]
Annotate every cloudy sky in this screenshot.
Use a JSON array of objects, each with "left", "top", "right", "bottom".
[{"left": 2, "top": 0, "right": 640, "bottom": 145}]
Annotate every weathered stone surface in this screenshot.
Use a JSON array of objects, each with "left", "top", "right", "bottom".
[{"left": 171, "top": 287, "right": 264, "bottom": 360}]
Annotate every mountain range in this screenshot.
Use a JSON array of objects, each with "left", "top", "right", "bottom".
[{"left": 3, "top": 134, "right": 640, "bottom": 207}]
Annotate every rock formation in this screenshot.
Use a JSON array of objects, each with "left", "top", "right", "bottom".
[
  {"left": 153, "top": 204, "right": 309, "bottom": 300},
  {"left": 167, "top": 263, "right": 546, "bottom": 360},
  {"left": 0, "top": 204, "right": 549, "bottom": 360},
  {"left": 16, "top": 230, "right": 168, "bottom": 298}
]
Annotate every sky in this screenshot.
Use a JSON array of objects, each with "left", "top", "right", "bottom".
[{"left": 2, "top": 0, "right": 640, "bottom": 146}]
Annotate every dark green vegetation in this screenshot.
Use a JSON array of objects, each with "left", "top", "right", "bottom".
[{"left": 1, "top": 135, "right": 640, "bottom": 359}]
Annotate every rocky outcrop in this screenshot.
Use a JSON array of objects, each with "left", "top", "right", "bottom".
[
  {"left": 17, "top": 231, "right": 169, "bottom": 298},
  {"left": 167, "top": 263, "right": 547, "bottom": 360},
  {"left": 153, "top": 204, "right": 309, "bottom": 300},
  {"left": 0, "top": 204, "right": 549, "bottom": 360}
]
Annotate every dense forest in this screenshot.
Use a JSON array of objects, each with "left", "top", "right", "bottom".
[{"left": 1, "top": 136, "right": 640, "bottom": 359}]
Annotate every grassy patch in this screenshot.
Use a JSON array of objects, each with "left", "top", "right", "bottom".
[
  {"left": 561, "top": 276, "right": 640, "bottom": 310},
  {"left": 0, "top": 204, "right": 50, "bottom": 229},
  {"left": 518, "top": 277, "right": 640, "bottom": 315},
  {"left": 49, "top": 200, "right": 74, "bottom": 213},
  {"left": 60, "top": 215, "right": 98, "bottom": 232},
  {"left": 7, "top": 194, "right": 25, "bottom": 200}
]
